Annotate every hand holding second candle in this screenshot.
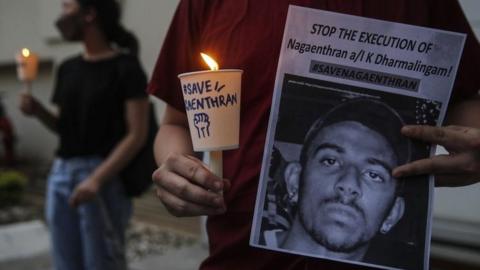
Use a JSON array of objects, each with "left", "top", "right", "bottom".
[
  {"left": 19, "top": 92, "right": 41, "bottom": 116},
  {"left": 18, "top": 92, "right": 59, "bottom": 133}
]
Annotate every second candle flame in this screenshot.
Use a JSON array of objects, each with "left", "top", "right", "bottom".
[
  {"left": 200, "top": 53, "right": 219, "bottom": 71},
  {"left": 22, "top": 48, "right": 31, "bottom": 57}
]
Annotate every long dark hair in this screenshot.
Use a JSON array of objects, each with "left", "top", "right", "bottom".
[{"left": 77, "top": 0, "right": 139, "bottom": 55}]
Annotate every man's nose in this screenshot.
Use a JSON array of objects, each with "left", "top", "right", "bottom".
[{"left": 334, "top": 166, "right": 362, "bottom": 203}]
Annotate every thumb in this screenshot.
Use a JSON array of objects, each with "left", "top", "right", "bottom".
[{"left": 223, "top": 178, "right": 232, "bottom": 192}]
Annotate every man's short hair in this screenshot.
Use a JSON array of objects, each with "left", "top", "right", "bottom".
[{"left": 300, "top": 98, "right": 412, "bottom": 166}]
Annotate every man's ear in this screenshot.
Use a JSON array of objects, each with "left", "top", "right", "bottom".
[
  {"left": 380, "top": 197, "right": 405, "bottom": 234},
  {"left": 284, "top": 162, "right": 302, "bottom": 204}
]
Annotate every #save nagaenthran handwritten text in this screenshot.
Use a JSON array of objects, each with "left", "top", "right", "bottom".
[{"left": 182, "top": 80, "right": 238, "bottom": 111}]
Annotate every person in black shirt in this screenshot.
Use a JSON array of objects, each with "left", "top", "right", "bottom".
[{"left": 19, "top": 0, "right": 149, "bottom": 269}]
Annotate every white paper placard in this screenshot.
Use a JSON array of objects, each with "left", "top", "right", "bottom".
[{"left": 250, "top": 6, "right": 466, "bottom": 270}]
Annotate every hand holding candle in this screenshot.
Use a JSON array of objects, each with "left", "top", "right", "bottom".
[
  {"left": 15, "top": 48, "right": 39, "bottom": 93},
  {"left": 178, "top": 53, "right": 243, "bottom": 178}
]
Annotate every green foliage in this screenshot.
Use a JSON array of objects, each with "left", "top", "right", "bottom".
[{"left": 0, "top": 170, "right": 28, "bottom": 207}]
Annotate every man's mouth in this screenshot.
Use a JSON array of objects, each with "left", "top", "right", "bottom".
[{"left": 323, "top": 202, "right": 362, "bottom": 223}]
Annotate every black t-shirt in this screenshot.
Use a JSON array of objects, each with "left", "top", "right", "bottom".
[{"left": 52, "top": 53, "right": 148, "bottom": 158}]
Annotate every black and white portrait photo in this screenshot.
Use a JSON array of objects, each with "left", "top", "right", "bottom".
[{"left": 251, "top": 74, "right": 441, "bottom": 270}]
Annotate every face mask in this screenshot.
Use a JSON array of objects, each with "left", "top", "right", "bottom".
[{"left": 55, "top": 12, "right": 85, "bottom": 41}]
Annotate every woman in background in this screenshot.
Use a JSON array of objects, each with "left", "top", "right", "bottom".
[{"left": 19, "top": 0, "right": 149, "bottom": 269}]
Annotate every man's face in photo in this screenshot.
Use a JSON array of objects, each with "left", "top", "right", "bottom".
[{"left": 296, "top": 121, "right": 402, "bottom": 253}]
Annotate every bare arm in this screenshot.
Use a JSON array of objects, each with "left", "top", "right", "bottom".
[
  {"left": 393, "top": 96, "right": 480, "bottom": 187},
  {"left": 19, "top": 92, "right": 59, "bottom": 133},
  {"left": 153, "top": 104, "right": 194, "bottom": 164},
  {"left": 69, "top": 98, "right": 149, "bottom": 207},
  {"left": 152, "top": 104, "right": 228, "bottom": 217}
]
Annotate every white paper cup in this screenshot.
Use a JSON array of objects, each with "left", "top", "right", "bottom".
[{"left": 178, "top": 69, "right": 242, "bottom": 151}]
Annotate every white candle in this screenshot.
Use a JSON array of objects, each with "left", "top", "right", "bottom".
[
  {"left": 201, "top": 53, "right": 222, "bottom": 178},
  {"left": 16, "top": 48, "right": 39, "bottom": 82}
]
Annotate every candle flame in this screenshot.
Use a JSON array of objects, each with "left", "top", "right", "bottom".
[
  {"left": 200, "top": 53, "right": 219, "bottom": 71},
  {"left": 22, "top": 48, "right": 31, "bottom": 57}
]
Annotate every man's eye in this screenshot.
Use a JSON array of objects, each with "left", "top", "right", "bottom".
[
  {"left": 321, "top": 158, "right": 338, "bottom": 167},
  {"left": 364, "top": 171, "right": 385, "bottom": 183}
]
